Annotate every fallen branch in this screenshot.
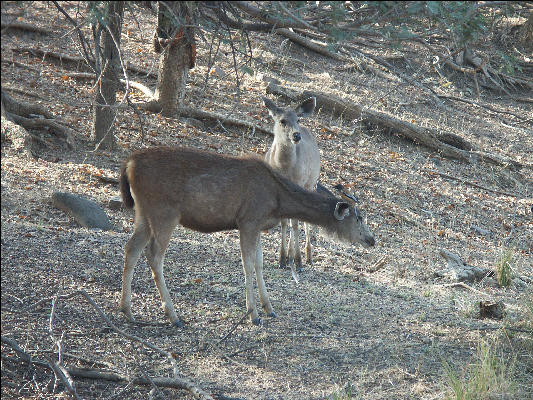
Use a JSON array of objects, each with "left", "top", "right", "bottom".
[
  {"left": 1, "top": 58, "right": 42, "bottom": 73},
  {"left": 275, "top": 28, "right": 347, "bottom": 62},
  {"left": 443, "top": 282, "right": 491, "bottom": 297},
  {"left": 426, "top": 169, "right": 517, "bottom": 198},
  {"left": 9, "top": 114, "right": 76, "bottom": 149},
  {"left": 179, "top": 106, "right": 272, "bottom": 136},
  {"left": 436, "top": 94, "right": 528, "bottom": 122},
  {"left": 1, "top": 21, "right": 52, "bottom": 34},
  {"left": 1, "top": 336, "right": 215, "bottom": 400},
  {"left": 12, "top": 47, "right": 157, "bottom": 77}
]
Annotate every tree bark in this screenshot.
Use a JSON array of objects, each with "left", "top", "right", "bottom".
[
  {"left": 150, "top": 1, "right": 195, "bottom": 117},
  {"left": 92, "top": 1, "right": 124, "bottom": 151}
]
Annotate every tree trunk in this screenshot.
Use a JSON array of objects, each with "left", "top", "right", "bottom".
[
  {"left": 92, "top": 1, "right": 124, "bottom": 151},
  {"left": 520, "top": 12, "right": 533, "bottom": 50},
  {"left": 151, "top": 1, "right": 195, "bottom": 117}
]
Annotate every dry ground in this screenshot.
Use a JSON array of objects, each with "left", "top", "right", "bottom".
[{"left": 1, "top": 2, "right": 532, "bottom": 399}]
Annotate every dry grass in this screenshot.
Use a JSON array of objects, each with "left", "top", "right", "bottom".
[{"left": 1, "top": 2, "right": 532, "bottom": 399}]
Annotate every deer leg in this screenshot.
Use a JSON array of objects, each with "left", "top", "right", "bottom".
[
  {"left": 279, "top": 218, "right": 288, "bottom": 268},
  {"left": 120, "top": 220, "right": 150, "bottom": 321},
  {"left": 304, "top": 222, "right": 313, "bottom": 265},
  {"left": 145, "top": 221, "right": 182, "bottom": 327},
  {"left": 240, "top": 229, "right": 261, "bottom": 325},
  {"left": 289, "top": 219, "right": 302, "bottom": 270},
  {"left": 254, "top": 235, "right": 275, "bottom": 317}
]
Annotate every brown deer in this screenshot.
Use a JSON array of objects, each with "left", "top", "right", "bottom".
[
  {"left": 119, "top": 146, "right": 375, "bottom": 327},
  {"left": 263, "top": 96, "right": 321, "bottom": 276}
]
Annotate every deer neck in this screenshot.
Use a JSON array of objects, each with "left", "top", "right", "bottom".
[
  {"left": 275, "top": 181, "right": 334, "bottom": 227},
  {"left": 270, "top": 139, "right": 297, "bottom": 171}
]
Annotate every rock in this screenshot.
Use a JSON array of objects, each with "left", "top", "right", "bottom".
[
  {"left": 438, "top": 249, "right": 492, "bottom": 283},
  {"left": 470, "top": 225, "right": 492, "bottom": 237},
  {"left": 51, "top": 192, "right": 114, "bottom": 231},
  {"left": 108, "top": 196, "right": 123, "bottom": 211}
]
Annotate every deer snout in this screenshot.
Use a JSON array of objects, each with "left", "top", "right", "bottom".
[
  {"left": 366, "top": 236, "right": 376, "bottom": 247},
  {"left": 292, "top": 132, "right": 301, "bottom": 143}
]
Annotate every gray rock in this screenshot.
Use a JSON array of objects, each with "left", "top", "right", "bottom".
[
  {"left": 470, "top": 225, "right": 492, "bottom": 237},
  {"left": 52, "top": 192, "right": 114, "bottom": 231},
  {"left": 108, "top": 196, "right": 123, "bottom": 211}
]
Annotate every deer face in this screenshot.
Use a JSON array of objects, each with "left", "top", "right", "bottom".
[
  {"left": 263, "top": 97, "right": 316, "bottom": 145},
  {"left": 324, "top": 184, "right": 375, "bottom": 248},
  {"left": 334, "top": 202, "right": 375, "bottom": 248}
]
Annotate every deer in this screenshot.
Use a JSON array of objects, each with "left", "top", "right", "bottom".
[
  {"left": 263, "top": 96, "right": 321, "bottom": 277},
  {"left": 119, "top": 146, "right": 375, "bottom": 327}
]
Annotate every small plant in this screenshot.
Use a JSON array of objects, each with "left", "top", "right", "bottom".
[
  {"left": 443, "top": 339, "right": 517, "bottom": 400},
  {"left": 330, "top": 382, "right": 360, "bottom": 400},
  {"left": 495, "top": 247, "right": 514, "bottom": 288}
]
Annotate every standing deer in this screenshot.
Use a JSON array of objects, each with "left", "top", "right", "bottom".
[
  {"left": 263, "top": 96, "right": 321, "bottom": 274},
  {"left": 119, "top": 146, "right": 375, "bottom": 327}
]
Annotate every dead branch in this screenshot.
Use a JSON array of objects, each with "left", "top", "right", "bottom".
[
  {"left": 9, "top": 114, "right": 76, "bottom": 149},
  {"left": 178, "top": 106, "right": 273, "bottom": 136},
  {"left": 1, "top": 88, "right": 53, "bottom": 119},
  {"left": 442, "top": 282, "right": 491, "bottom": 297},
  {"left": 425, "top": 169, "right": 517, "bottom": 198},
  {"left": 231, "top": 1, "right": 310, "bottom": 30},
  {"left": 1, "top": 58, "right": 42, "bottom": 72},
  {"left": 2, "top": 85, "right": 44, "bottom": 100},
  {"left": 275, "top": 28, "right": 347, "bottom": 62},
  {"left": 1, "top": 20, "right": 52, "bottom": 34},
  {"left": 1, "top": 336, "right": 215, "bottom": 400},
  {"left": 12, "top": 47, "right": 157, "bottom": 78},
  {"left": 216, "top": 310, "right": 253, "bottom": 346},
  {"left": 436, "top": 94, "right": 528, "bottom": 122},
  {"left": 47, "top": 293, "right": 80, "bottom": 399}
]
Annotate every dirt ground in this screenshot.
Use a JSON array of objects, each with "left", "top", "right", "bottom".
[{"left": 1, "top": 2, "right": 532, "bottom": 399}]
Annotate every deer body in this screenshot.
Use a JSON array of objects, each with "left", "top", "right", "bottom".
[
  {"left": 263, "top": 97, "right": 321, "bottom": 270},
  {"left": 119, "top": 146, "right": 374, "bottom": 326}
]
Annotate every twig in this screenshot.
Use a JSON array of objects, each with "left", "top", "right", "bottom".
[
  {"left": 1, "top": 337, "right": 215, "bottom": 400},
  {"left": 216, "top": 310, "right": 253, "bottom": 346},
  {"left": 436, "top": 94, "right": 528, "bottom": 121},
  {"left": 48, "top": 292, "right": 81, "bottom": 399},
  {"left": 367, "top": 256, "right": 388, "bottom": 273},
  {"left": 442, "top": 282, "right": 490, "bottom": 297},
  {"left": 426, "top": 169, "right": 517, "bottom": 198}
]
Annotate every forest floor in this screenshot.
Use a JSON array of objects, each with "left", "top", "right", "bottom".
[{"left": 1, "top": 2, "right": 532, "bottom": 399}]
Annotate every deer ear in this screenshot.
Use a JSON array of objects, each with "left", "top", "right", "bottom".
[
  {"left": 262, "top": 97, "right": 282, "bottom": 118},
  {"left": 334, "top": 202, "right": 351, "bottom": 220},
  {"left": 295, "top": 97, "right": 316, "bottom": 117}
]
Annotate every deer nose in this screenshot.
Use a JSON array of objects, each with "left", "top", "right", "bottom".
[
  {"left": 367, "top": 236, "right": 376, "bottom": 247},
  {"left": 292, "top": 132, "right": 301, "bottom": 143}
]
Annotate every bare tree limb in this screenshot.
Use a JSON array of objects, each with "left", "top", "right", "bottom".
[{"left": 1, "top": 20, "right": 52, "bottom": 34}]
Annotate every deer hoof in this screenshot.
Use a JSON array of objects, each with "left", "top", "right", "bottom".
[
  {"left": 252, "top": 317, "right": 262, "bottom": 326},
  {"left": 267, "top": 312, "right": 277, "bottom": 318}
]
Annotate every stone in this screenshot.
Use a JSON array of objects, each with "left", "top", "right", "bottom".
[{"left": 51, "top": 192, "right": 114, "bottom": 231}]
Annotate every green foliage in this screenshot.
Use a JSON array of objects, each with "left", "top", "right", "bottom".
[
  {"left": 496, "top": 247, "right": 514, "bottom": 288},
  {"left": 497, "top": 51, "right": 523, "bottom": 75},
  {"left": 443, "top": 339, "right": 517, "bottom": 400}
]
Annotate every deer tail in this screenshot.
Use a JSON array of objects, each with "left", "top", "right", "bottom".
[{"left": 120, "top": 162, "right": 134, "bottom": 208}]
